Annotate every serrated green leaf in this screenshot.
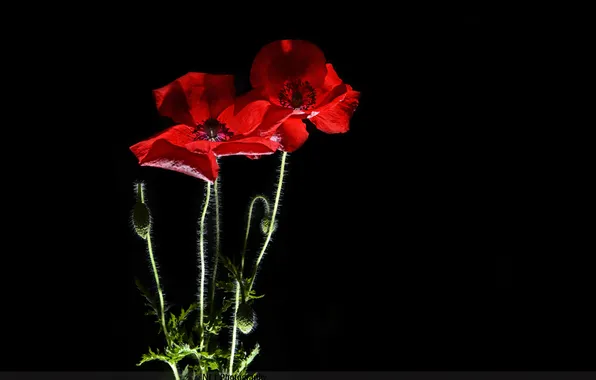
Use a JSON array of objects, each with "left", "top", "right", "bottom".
[
  {"left": 220, "top": 255, "right": 242, "bottom": 281},
  {"left": 247, "top": 290, "right": 265, "bottom": 300},
  {"left": 216, "top": 280, "right": 236, "bottom": 292},
  {"left": 137, "top": 347, "right": 170, "bottom": 366},
  {"left": 221, "top": 299, "right": 234, "bottom": 312},
  {"left": 178, "top": 303, "right": 198, "bottom": 325},
  {"left": 135, "top": 277, "right": 159, "bottom": 317},
  {"left": 235, "top": 343, "right": 260, "bottom": 375}
]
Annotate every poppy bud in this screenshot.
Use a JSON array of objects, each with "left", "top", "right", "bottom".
[
  {"left": 132, "top": 201, "right": 151, "bottom": 239},
  {"left": 236, "top": 302, "right": 256, "bottom": 334},
  {"left": 260, "top": 218, "right": 277, "bottom": 235}
]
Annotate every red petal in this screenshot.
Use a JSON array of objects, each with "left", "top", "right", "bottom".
[
  {"left": 309, "top": 90, "right": 360, "bottom": 134},
  {"left": 153, "top": 72, "right": 235, "bottom": 126},
  {"left": 322, "top": 63, "right": 343, "bottom": 91},
  {"left": 211, "top": 136, "right": 280, "bottom": 157},
  {"left": 153, "top": 80, "right": 196, "bottom": 127},
  {"left": 250, "top": 40, "right": 327, "bottom": 102},
  {"left": 277, "top": 117, "right": 309, "bottom": 152},
  {"left": 130, "top": 124, "right": 195, "bottom": 162},
  {"left": 244, "top": 105, "right": 294, "bottom": 138},
  {"left": 134, "top": 139, "right": 218, "bottom": 183},
  {"left": 185, "top": 73, "right": 235, "bottom": 123},
  {"left": 219, "top": 98, "right": 271, "bottom": 136},
  {"left": 184, "top": 140, "right": 212, "bottom": 154},
  {"left": 233, "top": 87, "right": 268, "bottom": 115},
  {"left": 315, "top": 64, "right": 347, "bottom": 108}
]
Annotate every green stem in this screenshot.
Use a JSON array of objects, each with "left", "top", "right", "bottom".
[
  {"left": 166, "top": 362, "right": 180, "bottom": 380},
  {"left": 193, "top": 351, "right": 203, "bottom": 375},
  {"left": 198, "top": 181, "right": 212, "bottom": 351},
  {"left": 206, "top": 177, "right": 221, "bottom": 350},
  {"left": 139, "top": 184, "right": 170, "bottom": 347},
  {"left": 241, "top": 195, "right": 270, "bottom": 276},
  {"left": 209, "top": 179, "right": 221, "bottom": 324},
  {"left": 248, "top": 151, "right": 288, "bottom": 293},
  {"left": 229, "top": 279, "right": 241, "bottom": 375}
]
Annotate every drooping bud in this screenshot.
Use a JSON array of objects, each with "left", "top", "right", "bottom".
[
  {"left": 132, "top": 201, "right": 151, "bottom": 239},
  {"left": 236, "top": 302, "right": 256, "bottom": 334},
  {"left": 260, "top": 217, "right": 277, "bottom": 235}
]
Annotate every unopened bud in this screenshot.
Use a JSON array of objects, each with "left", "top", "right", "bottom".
[
  {"left": 236, "top": 303, "right": 256, "bottom": 334},
  {"left": 133, "top": 201, "right": 151, "bottom": 239},
  {"left": 260, "top": 218, "right": 277, "bottom": 235}
]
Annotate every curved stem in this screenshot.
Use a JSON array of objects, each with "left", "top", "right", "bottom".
[
  {"left": 167, "top": 362, "right": 180, "bottom": 380},
  {"left": 198, "top": 181, "right": 212, "bottom": 351},
  {"left": 241, "top": 195, "right": 270, "bottom": 275},
  {"left": 139, "top": 184, "right": 170, "bottom": 347},
  {"left": 248, "top": 151, "right": 288, "bottom": 293},
  {"left": 229, "top": 279, "right": 241, "bottom": 375}
]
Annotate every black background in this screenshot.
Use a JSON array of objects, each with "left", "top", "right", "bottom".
[{"left": 3, "top": 18, "right": 593, "bottom": 372}]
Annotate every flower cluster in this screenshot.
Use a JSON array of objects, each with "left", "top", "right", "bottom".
[{"left": 130, "top": 40, "right": 360, "bottom": 182}]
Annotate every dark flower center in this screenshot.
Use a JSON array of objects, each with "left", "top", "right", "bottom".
[
  {"left": 279, "top": 79, "right": 316, "bottom": 111},
  {"left": 194, "top": 118, "right": 233, "bottom": 142}
]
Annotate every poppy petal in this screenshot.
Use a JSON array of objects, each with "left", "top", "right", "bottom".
[
  {"left": 153, "top": 73, "right": 235, "bottom": 126},
  {"left": 315, "top": 64, "right": 348, "bottom": 108},
  {"left": 250, "top": 40, "right": 327, "bottom": 102},
  {"left": 277, "top": 117, "right": 309, "bottom": 152},
  {"left": 130, "top": 124, "right": 196, "bottom": 162},
  {"left": 322, "top": 63, "right": 343, "bottom": 91},
  {"left": 233, "top": 87, "right": 268, "bottom": 116},
  {"left": 135, "top": 139, "right": 218, "bottom": 183},
  {"left": 309, "top": 90, "right": 360, "bottom": 134},
  {"left": 255, "top": 105, "right": 295, "bottom": 137},
  {"left": 211, "top": 136, "right": 280, "bottom": 157},
  {"left": 153, "top": 80, "right": 196, "bottom": 127},
  {"left": 219, "top": 99, "right": 271, "bottom": 136},
  {"left": 185, "top": 73, "right": 235, "bottom": 123}
]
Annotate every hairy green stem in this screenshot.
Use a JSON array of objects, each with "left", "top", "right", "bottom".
[
  {"left": 241, "top": 195, "right": 270, "bottom": 275},
  {"left": 198, "top": 181, "right": 212, "bottom": 351},
  {"left": 229, "top": 280, "right": 241, "bottom": 375},
  {"left": 248, "top": 151, "right": 288, "bottom": 293},
  {"left": 206, "top": 177, "right": 221, "bottom": 350},
  {"left": 211, "top": 179, "right": 222, "bottom": 313},
  {"left": 139, "top": 184, "right": 170, "bottom": 347}
]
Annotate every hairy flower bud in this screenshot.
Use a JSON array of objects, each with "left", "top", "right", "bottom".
[
  {"left": 236, "top": 302, "right": 256, "bottom": 334},
  {"left": 260, "top": 218, "right": 277, "bottom": 235},
  {"left": 133, "top": 201, "right": 151, "bottom": 239}
]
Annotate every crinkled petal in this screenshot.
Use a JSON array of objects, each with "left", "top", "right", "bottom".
[
  {"left": 185, "top": 73, "right": 235, "bottom": 123},
  {"left": 321, "top": 63, "right": 343, "bottom": 91},
  {"left": 315, "top": 64, "right": 348, "bottom": 108},
  {"left": 219, "top": 99, "right": 270, "bottom": 136},
  {"left": 251, "top": 105, "right": 295, "bottom": 137},
  {"left": 134, "top": 139, "right": 218, "bottom": 183},
  {"left": 309, "top": 90, "right": 360, "bottom": 134},
  {"left": 276, "top": 117, "right": 309, "bottom": 152},
  {"left": 129, "top": 124, "right": 195, "bottom": 162},
  {"left": 153, "top": 80, "right": 196, "bottom": 126},
  {"left": 233, "top": 87, "right": 268, "bottom": 116},
  {"left": 184, "top": 140, "right": 212, "bottom": 154},
  {"left": 250, "top": 40, "right": 327, "bottom": 102},
  {"left": 153, "top": 72, "right": 235, "bottom": 126},
  {"left": 210, "top": 136, "right": 280, "bottom": 157}
]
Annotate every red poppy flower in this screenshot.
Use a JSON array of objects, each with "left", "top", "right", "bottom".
[
  {"left": 130, "top": 72, "right": 279, "bottom": 182},
  {"left": 234, "top": 40, "right": 360, "bottom": 153}
]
